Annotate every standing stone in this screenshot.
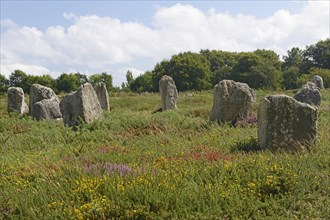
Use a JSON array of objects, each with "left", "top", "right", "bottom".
[
  {"left": 258, "top": 95, "right": 317, "bottom": 151},
  {"left": 93, "top": 82, "right": 110, "bottom": 111},
  {"left": 311, "top": 75, "right": 324, "bottom": 89},
  {"left": 293, "top": 82, "right": 321, "bottom": 106},
  {"left": 60, "top": 83, "right": 103, "bottom": 127},
  {"left": 7, "top": 87, "right": 29, "bottom": 116},
  {"left": 29, "top": 84, "right": 62, "bottom": 120},
  {"left": 32, "top": 99, "right": 63, "bottom": 120},
  {"left": 159, "top": 75, "right": 178, "bottom": 111},
  {"left": 210, "top": 80, "right": 256, "bottom": 124}
]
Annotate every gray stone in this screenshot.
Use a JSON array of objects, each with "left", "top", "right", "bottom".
[
  {"left": 30, "top": 84, "right": 59, "bottom": 107},
  {"left": 32, "top": 99, "right": 62, "bottom": 120},
  {"left": 258, "top": 95, "right": 317, "bottom": 151},
  {"left": 311, "top": 75, "right": 324, "bottom": 89},
  {"left": 293, "top": 82, "right": 321, "bottom": 106},
  {"left": 93, "top": 82, "right": 110, "bottom": 111},
  {"left": 29, "top": 84, "right": 62, "bottom": 120},
  {"left": 60, "top": 83, "right": 103, "bottom": 127},
  {"left": 7, "top": 87, "right": 29, "bottom": 116},
  {"left": 210, "top": 80, "right": 256, "bottom": 124},
  {"left": 159, "top": 75, "right": 178, "bottom": 110}
]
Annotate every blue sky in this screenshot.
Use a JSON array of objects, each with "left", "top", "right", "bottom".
[
  {"left": 1, "top": 1, "right": 329, "bottom": 86},
  {"left": 2, "top": 1, "right": 308, "bottom": 29}
]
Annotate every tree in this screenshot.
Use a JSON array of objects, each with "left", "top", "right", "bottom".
[
  {"left": 283, "top": 66, "right": 300, "bottom": 89},
  {"left": 200, "top": 49, "right": 238, "bottom": 85},
  {"left": 100, "top": 72, "right": 113, "bottom": 91},
  {"left": 126, "top": 70, "right": 134, "bottom": 88},
  {"left": 9, "top": 70, "right": 30, "bottom": 92},
  {"left": 89, "top": 72, "right": 113, "bottom": 91},
  {"left": 282, "top": 39, "right": 330, "bottom": 89},
  {"left": 28, "top": 75, "right": 56, "bottom": 89},
  {"left": 56, "top": 73, "right": 81, "bottom": 93},
  {"left": 282, "top": 47, "right": 304, "bottom": 89},
  {"left": 152, "top": 52, "right": 211, "bottom": 91},
  {"left": 0, "top": 74, "right": 9, "bottom": 93},
  {"left": 249, "top": 61, "right": 282, "bottom": 89},
  {"left": 75, "top": 73, "right": 88, "bottom": 84},
  {"left": 282, "top": 47, "right": 303, "bottom": 70},
  {"left": 130, "top": 71, "right": 153, "bottom": 92},
  {"left": 121, "top": 70, "right": 134, "bottom": 91},
  {"left": 232, "top": 52, "right": 261, "bottom": 83},
  {"left": 302, "top": 38, "right": 330, "bottom": 73},
  {"left": 231, "top": 50, "right": 282, "bottom": 89},
  {"left": 308, "top": 68, "right": 330, "bottom": 88},
  {"left": 89, "top": 74, "right": 102, "bottom": 84}
]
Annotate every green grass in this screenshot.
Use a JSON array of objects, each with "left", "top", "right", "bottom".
[{"left": 0, "top": 89, "right": 329, "bottom": 219}]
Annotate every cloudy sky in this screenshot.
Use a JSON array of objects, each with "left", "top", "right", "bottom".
[{"left": 1, "top": 1, "right": 329, "bottom": 86}]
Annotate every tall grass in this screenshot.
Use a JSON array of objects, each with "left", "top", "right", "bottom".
[{"left": 0, "top": 89, "right": 329, "bottom": 219}]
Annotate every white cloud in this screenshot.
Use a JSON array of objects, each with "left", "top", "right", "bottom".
[
  {"left": 0, "top": 63, "right": 52, "bottom": 78},
  {"left": 1, "top": 19, "right": 19, "bottom": 29},
  {"left": 112, "top": 67, "right": 144, "bottom": 87},
  {"left": 1, "top": 1, "right": 329, "bottom": 86}
]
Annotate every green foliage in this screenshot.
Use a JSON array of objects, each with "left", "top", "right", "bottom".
[
  {"left": 297, "top": 68, "right": 330, "bottom": 89},
  {"left": 282, "top": 39, "right": 330, "bottom": 89},
  {"left": 283, "top": 66, "right": 300, "bottom": 89},
  {"left": 152, "top": 52, "right": 212, "bottom": 91},
  {"left": 28, "top": 74, "right": 56, "bottom": 89},
  {"left": 0, "top": 74, "right": 9, "bottom": 93},
  {"left": 200, "top": 49, "right": 238, "bottom": 85},
  {"left": 302, "top": 38, "right": 330, "bottom": 73},
  {"left": 130, "top": 71, "right": 154, "bottom": 92},
  {"left": 9, "top": 69, "right": 30, "bottom": 92},
  {"left": 89, "top": 72, "right": 113, "bottom": 91},
  {"left": 282, "top": 47, "right": 303, "bottom": 70},
  {"left": 8, "top": 70, "right": 57, "bottom": 93},
  {"left": 309, "top": 68, "right": 330, "bottom": 88},
  {"left": 0, "top": 89, "right": 329, "bottom": 219},
  {"left": 55, "top": 72, "right": 90, "bottom": 93},
  {"left": 126, "top": 70, "right": 134, "bottom": 88},
  {"left": 231, "top": 50, "right": 282, "bottom": 89},
  {"left": 231, "top": 136, "right": 261, "bottom": 152}
]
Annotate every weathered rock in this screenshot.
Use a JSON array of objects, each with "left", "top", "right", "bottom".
[
  {"left": 7, "top": 87, "right": 29, "bottom": 116},
  {"left": 60, "top": 83, "right": 103, "bottom": 127},
  {"left": 210, "top": 80, "right": 256, "bottom": 124},
  {"left": 30, "top": 84, "right": 59, "bottom": 107},
  {"left": 29, "top": 84, "right": 62, "bottom": 120},
  {"left": 258, "top": 95, "right": 317, "bottom": 150},
  {"left": 32, "top": 99, "right": 62, "bottom": 120},
  {"left": 311, "top": 75, "right": 324, "bottom": 89},
  {"left": 293, "top": 82, "right": 321, "bottom": 106},
  {"left": 159, "top": 75, "right": 178, "bottom": 110},
  {"left": 93, "top": 82, "right": 110, "bottom": 111}
]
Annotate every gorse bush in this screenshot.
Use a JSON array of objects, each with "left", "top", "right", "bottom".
[{"left": 0, "top": 89, "right": 329, "bottom": 219}]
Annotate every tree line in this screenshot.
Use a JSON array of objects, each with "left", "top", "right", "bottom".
[
  {"left": 0, "top": 71, "right": 114, "bottom": 94},
  {"left": 1, "top": 39, "right": 329, "bottom": 93},
  {"left": 126, "top": 38, "right": 329, "bottom": 92}
]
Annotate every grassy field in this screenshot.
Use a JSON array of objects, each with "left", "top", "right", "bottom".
[{"left": 0, "top": 89, "right": 329, "bottom": 219}]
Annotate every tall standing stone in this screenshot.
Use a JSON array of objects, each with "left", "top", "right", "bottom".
[
  {"left": 210, "top": 80, "right": 256, "bottom": 124},
  {"left": 60, "top": 83, "right": 103, "bottom": 127},
  {"left": 258, "top": 95, "right": 317, "bottom": 151},
  {"left": 293, "top": 82, "right": 321, "bottom": 106},
  {"left": 159, "top": 75, "right": 178, "bottom": 111},
  {"left": 93, "top": 82, "right": 110, "bottom": 111},
  {"left": 311, "top": 75, "right": 324, "bottom": 89},
  {"left": 7, "top": 87, "right": 29, "bottom": 116},
  {"left": 29, "top": 84, "right": 62, "bottom": 120}
]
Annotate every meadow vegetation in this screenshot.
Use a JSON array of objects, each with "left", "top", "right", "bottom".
[{"left": 0, "top": 89, "right": 329, "bottom": 219}]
